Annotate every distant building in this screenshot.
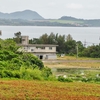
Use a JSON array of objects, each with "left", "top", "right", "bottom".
[
  {"left": 21, "top": 36, "right": 29, "bottom": 45},
  {"left": 18, "top": 36, "right": 58, "bottom": 60}
]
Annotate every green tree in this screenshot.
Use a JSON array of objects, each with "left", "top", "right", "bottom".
[
  {"left": 66, "top": 34, "right": 73, "bottom": 41},
  {"left": 56, "top": 34, "right": 65, "bottom": 53},
  {"left": 0, "top": 39, "right": 44, "bottom": 70},
  {"left": 65, "top": 40, "right": 76, "bottom": 55},
  {"left": 81, "top": 45, "right": 100, "bottom": 58},
  {"left": 14, "top": 31, "right": 22, "bottom": 43},
  {"left": 48, "top": 32, "right": 56, "bottom": 44},
  {"left": 39, "top": 33, "right": 48, "bottom": 44}
]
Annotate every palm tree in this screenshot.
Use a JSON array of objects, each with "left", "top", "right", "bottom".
[{"left": 14, "top": 31, "right": 21, "bottom": 43}]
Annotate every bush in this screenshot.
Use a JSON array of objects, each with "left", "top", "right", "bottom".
[
  {"left": 42, "top": 67, "right": 52, "bottom": 80},
  {"left": 0, "top": 70, "right": 13, "bottom": 78},
  {"left": 48, "top": 75, "right": 57, "bottom": 81},
  {"left": 94, "top": 77, "right": 100, "bottom": 82},
  {"left": 19, "top": 67, "right": 43, "bottom": 80},
  {"left": 58, "top": 76, "right": 73, "bottom": 82}
]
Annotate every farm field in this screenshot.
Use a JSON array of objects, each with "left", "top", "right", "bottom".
[
  {"left": 0, "top": 79, "right": 100, "bottom": 100},
  {"left": 43, "top": 56, "right": 100, "bottom": 69}
]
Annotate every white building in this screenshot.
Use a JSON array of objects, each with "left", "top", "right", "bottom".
[{"left": 18, "top": 36, "right": 58, "bottom": 60}]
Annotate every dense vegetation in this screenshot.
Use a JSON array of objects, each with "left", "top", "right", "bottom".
[
  {"left": 0, "top": 39, "right": 53, "bottom": 80},
  {"left": 29, "top": 32, "right": 100, "bottom": 58},
  {"left": 0, "top": 36, "right": 100, "bottom": 83}
]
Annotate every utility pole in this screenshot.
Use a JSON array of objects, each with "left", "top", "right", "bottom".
[{"left": 76, "top": 44, "right": 78, "bottom": 58}]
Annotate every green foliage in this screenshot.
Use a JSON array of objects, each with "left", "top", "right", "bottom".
[
  {"left": 0, "top": 39, "right": 52, "bottom": 80},
  {"left": 29, "top": 33, "right": 100, "bottom": 58},
  {"left": 20, "top": 67, "right": 43, "bottom": 80},
  {"left": 0, "top": 67, "right": 53, "bottom": 81},
  {"left": 80, "top": 45, "right": 100, "bottom": 58},
  {"left": 0, "top": 39, "right": 44, "bottom": 70},
  {"left": 42, "top": 67, "right": 52, "bottom": 80},
  {"left": 58, "top": 76, "right": 73, "bottom": 82}
]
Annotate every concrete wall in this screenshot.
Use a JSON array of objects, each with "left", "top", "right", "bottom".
[
  {"left": 21, "top": 36, "right": 29, "bottom": 45},
  {"left": 23, "top": 46, "right": 56, "bottom": 53},
  {"left": 19, "top": 44, "right": 57, "bottom": 59},
  {"left": 34, "top": 53, "right": 57, "bottom": 60}
]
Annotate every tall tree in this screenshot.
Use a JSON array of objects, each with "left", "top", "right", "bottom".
[
  {"left": 39, "top": 33, "right": 48, "bottom": 44},
  {"left": 65, "top": 40, "right": 76, "bottom": 55},
  {"left": 48, "top": 32, "right": 56, "bottom": 44},
  {"left": 14, "top": 31, "right": 21, "bottom": 44},
  {"left": 66, "top": 34, "right": 73, "bottom": 41},
  {"left": 56, "top": 34, "right": 65, "bottom": 53}
]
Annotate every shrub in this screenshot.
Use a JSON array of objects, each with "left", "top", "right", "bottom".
[
  {"left": 95, "top": 77, "right": 100, "bottom": 82},
  {"left": 58, "top": 76, "right": 73, "bottom": 82},
  {"left": 47, "top": 75, "right": 57, "bottom": 81},
  {"left": 27, "top": 68, "right": 43, "bottom": 80},
  {"left": 42, "top": 67, "right": 52, "bottom": 80}
]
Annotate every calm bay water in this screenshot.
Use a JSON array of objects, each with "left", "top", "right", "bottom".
[{"left": 0, "top": 26, "right": 100, "bottom": 46}]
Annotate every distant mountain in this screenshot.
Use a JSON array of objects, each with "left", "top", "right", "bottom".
[
  {"left": 0, "top": 10, "right": 44, "bottom": 20},
  {"left": 58, "top": 16, "right": 100, "bottom": 27},
  {"left": 0, "top": 11, "right": 100, "bottom": 27},
  {"left": 59, "top": 16, "right": 84, "bottom": 21}
]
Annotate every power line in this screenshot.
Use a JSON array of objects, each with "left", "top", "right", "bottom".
[{"left": 82, "top": 40, "right": 99, "bottom": 47}]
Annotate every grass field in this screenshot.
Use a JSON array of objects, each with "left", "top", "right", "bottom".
[
  {"left": 0, "top": 79, "right": 100, "bottom": 100},
  {"left": 49, "top": 19, "right": 84, "bottom": 24},
  {"left": 44, "top": 56, "right": 100, "bottom": 69}
]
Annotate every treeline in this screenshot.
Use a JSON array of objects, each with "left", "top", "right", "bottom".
[
  {"left": 29, "top": 33, "right": 100, "bottom": 58},
  {"left": 0, "top": 19, "right": 78, "bottom": 26}
]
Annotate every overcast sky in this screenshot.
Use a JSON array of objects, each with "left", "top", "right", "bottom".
[{"left": 0, "top": 0, "right": 100, "bottom": 19}]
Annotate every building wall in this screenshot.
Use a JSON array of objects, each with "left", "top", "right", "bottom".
[
  {"left": 19, "top": 44, "right": 57, "bottom": 60},
  {"left": 23, "top": 46, "right": 56, "bottom": 53},
  {"left": 34, "top": 53, "right": 57, "bottom": 60},
  {"left": 21, "top": 36, "right": 29, "bottom": 45}
]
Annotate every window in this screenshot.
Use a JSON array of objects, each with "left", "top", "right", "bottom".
[
  {"left": 41, "top": 47, "right": 45, "bottom": 49},
  {"left": 31, "top": 49, "right": 34, "bottom": 51},
  {"left": 36, "top": 46, "right": 45, "bottom": 49},
  {"left": 22, "top": 39, "right": 25, "bottom": 41},
  {"left": 49, "top": 47, "right": 52, "bottom": 50}
]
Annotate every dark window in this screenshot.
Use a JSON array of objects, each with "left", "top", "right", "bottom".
[
  {"left": 40, "top": 55, "right": 43, "bottom": 59},
  {"left": 31, "top": 49, "right": 34, "bottom": 51},
  {"left": 36, "top": 46, "right": 45, "bottom": 49},
  {"left": 49, "top": 47, "right": 52, "bottom": 50},
  {"left": 22, "top": 39, "right": 25, "bottom": 41}
]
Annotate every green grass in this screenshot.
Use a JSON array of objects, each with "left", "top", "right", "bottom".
[{"left": 49, "top": 19, "right": 84, "bottom": 24}]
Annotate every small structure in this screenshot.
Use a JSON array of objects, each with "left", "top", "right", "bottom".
[
  {"left": 18, "top": 36, "right": 58, "bottom": 60},
  {"left": 21, "top": 36, "right": 29, "bottom": 45}
]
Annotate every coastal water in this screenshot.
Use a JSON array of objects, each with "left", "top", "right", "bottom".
[{"left": 0, "top": 26, "right": 100, "bottom": 46}]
